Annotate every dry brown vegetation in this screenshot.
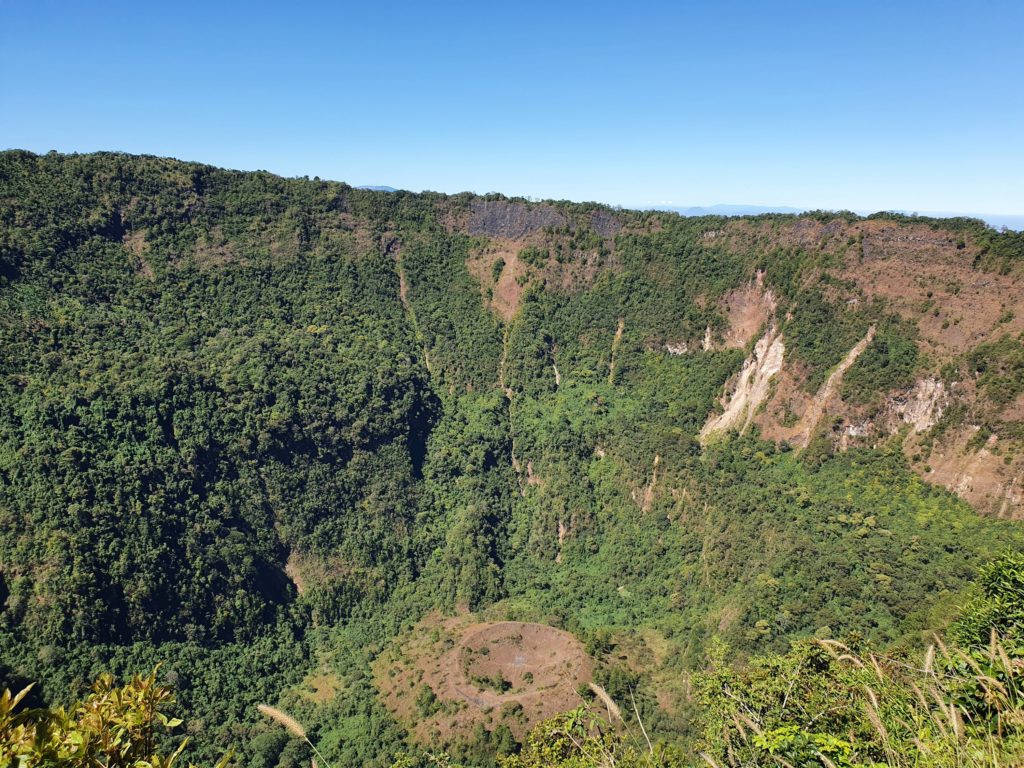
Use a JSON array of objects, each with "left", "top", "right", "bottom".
[
  {"left": 687, "top": 218, "right": 1024, "bottom": 518},
  {"left": 373, "top": 614, "right": 594, "bottom": 744}
]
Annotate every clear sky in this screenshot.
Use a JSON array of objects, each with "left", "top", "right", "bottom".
[{"left": 2, "top": 0, "right": 1022, "bottom": 214}]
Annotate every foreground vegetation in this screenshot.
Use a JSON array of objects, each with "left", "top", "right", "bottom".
[
  {"left": 389, "top": 553, "right": 1024, "bottom": 767},
  {"left": 1, "top": 151, "right": 1023, "bottom": 766},
  {"left": 5, "top": 553, "right": 1023, "bottom": 766}
]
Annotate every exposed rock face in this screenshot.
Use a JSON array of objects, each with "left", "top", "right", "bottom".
[
  {"left": 886, "top": 378, "right": 947, "bottom": 433},
  {"left": 688, "top": 272, "right": 776, "bottom": 354},
  {"left": 588, "top": 209, "right": 624, "bottom": 237},
  {"left": 463, "top": 207, "right": 1024, "bottom": 518},
  {"left": 284, "top": 551, "right": 306, "bottom": 595},
  {"left": 1001, "top": 479, "right": 1023, "bottom": 519},
  {"left": 700, "top": 326, "right": 785, "bottom": 441},
  {"left": 783, "top": 326, "right": 876, "bottom": 448},
  {"left": 680, "top": 217, "right": 1024, "bottom": 519},
  {"left": 834, "top": 378, "right": 947, "bottom": 449},
  {"left": 791, "top": 374, "right": 1021, "bottom": 519},
  {"left": 464, "top": 202, "right": 621, "bottom": 321},
  {"left": 468, "top": 201, "right": 567, "bottom": 239},
  {"left": 838, "top": 421, "right": 872, "bottom": 450}
]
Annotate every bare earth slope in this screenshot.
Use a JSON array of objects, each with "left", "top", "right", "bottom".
[
  {"left": 373, "top": 614, "right": 593, "bottom": 744},
  {"left": 696, "top": 217, "right": 1024, "bottom": 517}
]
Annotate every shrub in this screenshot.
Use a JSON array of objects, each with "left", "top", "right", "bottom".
[{"left": 0, "top": 668, "right": 230, "bottom": 768}]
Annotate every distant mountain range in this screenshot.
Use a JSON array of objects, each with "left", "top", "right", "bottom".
[{"left": 656, "top": 204, "right": 804, "bottom": 217}]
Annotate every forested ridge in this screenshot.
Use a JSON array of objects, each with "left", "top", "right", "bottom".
[{"left": 1, "top": 150, "right": 1023, "bottom": 767}]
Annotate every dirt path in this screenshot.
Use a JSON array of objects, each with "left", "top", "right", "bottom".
[
  {"left": 608, "top": 318, "right": 625, "bottom": 385},
  {"left": 390, "top": 238, "right": 433, "bottom": 374}
]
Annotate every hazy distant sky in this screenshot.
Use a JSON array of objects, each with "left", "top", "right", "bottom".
[{"left": 2, "top": 0, "right": 1022, "bottom": 214}]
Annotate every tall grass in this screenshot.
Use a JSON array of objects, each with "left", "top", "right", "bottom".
[
  {"left": 258, "top": 703, "right": 333, "bottom": 768},
  {"left": 707, "top": 632, "right": 1024, "bottom": 767}
]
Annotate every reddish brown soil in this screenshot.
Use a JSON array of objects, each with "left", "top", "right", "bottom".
[
  {"left": 467, "top": 242, "right": 528, "bottom": 321},
  {"left": 467, "top": 237, "right": 619, "bottom": 321},
  {"left": 713, "top": 217, "right": 1023, "bottom": 358},
  {"left": 374, "top": 614, "right": 593, "bottom": 744},
  {"left": 925, "top": 430, "right": 1023, "bottom": 519},
  {"left": 838, "top": 244, "right": 1024, "bottom": 358},
  {"left": 719, "top": 275, "right": 776, "bottom": 349},
  {"left": 707, "top": 216, "right": 1024, "bottom": 517}
]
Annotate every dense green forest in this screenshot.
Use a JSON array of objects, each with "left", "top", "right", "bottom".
[{"left": 1, "top": 151, "right": 1022, "bottom": 766}]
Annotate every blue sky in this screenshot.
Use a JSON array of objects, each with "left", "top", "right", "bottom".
[{"left": 2, "top": 0, "right": 1022, "bottom": 214}]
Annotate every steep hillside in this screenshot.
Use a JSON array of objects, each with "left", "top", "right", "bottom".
[
  {"left": 0, "top": 151, "right": 1022, "bottom": 766},
  {"left": 692, "top": 216, "right": 1024, "bottom": 517}
]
